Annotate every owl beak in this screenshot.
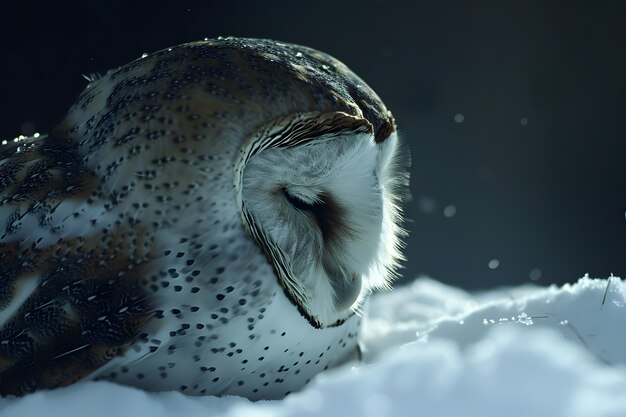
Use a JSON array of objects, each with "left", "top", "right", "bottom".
[{"left": 324, "top": 261, "right": 362, "bottom": 312}]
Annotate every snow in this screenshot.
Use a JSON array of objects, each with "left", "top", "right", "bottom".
[{"left": 1, "top": 276, "right": 625, "bottom": 417}]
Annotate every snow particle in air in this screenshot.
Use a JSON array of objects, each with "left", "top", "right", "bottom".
[
  {"left": 529, "top": 268, "right": 542, "bottom": 281},
  {"left": 488, "top": 259, "right": 500, "bottom": 269},
  {"left": 520, "top": 117, "right": 529, "bottom": 126},
  {"left": 443, "top": 205, "right": 457, "bottom": 218},
  {"left": 453, "top": 113, "right": 465, "bottom": 123}
]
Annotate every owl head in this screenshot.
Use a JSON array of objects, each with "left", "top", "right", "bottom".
[{"left": 58, "top": 37, "right": 409, "bottom": 329}]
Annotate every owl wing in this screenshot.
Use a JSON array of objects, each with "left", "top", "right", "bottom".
[{"left": 0, "top": 134, "right": 154, "bottom": 395}]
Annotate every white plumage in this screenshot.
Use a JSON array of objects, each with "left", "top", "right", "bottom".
[{"left": 243, "top": 132, "right": 405, "bottom": 326}]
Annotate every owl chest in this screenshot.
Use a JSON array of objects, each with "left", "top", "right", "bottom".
[{"left": 100, "top": 281, "right": 360, "bottom": 399}]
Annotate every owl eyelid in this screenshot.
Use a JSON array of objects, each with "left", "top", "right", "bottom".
[
  {"left": 281, "top": 186, "right": 324, "bottom": 212},
  {"left": 282, "top": 187, "right": 345, "bottom": 245}
]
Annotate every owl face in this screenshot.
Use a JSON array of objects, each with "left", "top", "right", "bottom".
[
  {"left": 240, "top": 117, "right": 404, "bottom": 327},
  {"left": 0, "top": 37, "right": 407, "bottom": 398}
]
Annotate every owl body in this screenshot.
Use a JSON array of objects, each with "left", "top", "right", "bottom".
[{"left": 0, "top": 38, "right": 406, "bottom": 399}]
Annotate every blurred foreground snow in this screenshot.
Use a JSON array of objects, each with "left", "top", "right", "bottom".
[{"left": 1, "top": 276, "right": 625, "bottom": 417}]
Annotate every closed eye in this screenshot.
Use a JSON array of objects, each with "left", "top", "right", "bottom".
[
  {"left": 282, "top": 187, "right": 347, "bottom": 245},
  {"left": 282, "top": 187, "right": 323, "bottom": 211}
]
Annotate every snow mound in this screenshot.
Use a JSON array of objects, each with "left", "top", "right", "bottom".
[{"left": 1, "top": 276, "right": 625, "bottom": 417}]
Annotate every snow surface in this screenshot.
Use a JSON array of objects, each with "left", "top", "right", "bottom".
[{"left": 1, "top": 276, "right": 625, "bottom": 417}]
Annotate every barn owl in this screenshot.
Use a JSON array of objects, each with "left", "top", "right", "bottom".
[{"left": 0, "top": 37, "right": 408, "bottom": 399}]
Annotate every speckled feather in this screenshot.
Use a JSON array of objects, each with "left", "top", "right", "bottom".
[{"left": 0, "top": 37, "right": 405, "bottom": 399}]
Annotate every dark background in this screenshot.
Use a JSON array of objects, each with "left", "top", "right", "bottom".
[{"left": 1, "top": 1, "right": 624, "bottom": 290}]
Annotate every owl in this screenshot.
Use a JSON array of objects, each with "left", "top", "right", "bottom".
[{"left": 0, "top": 37, "right": 407, "bottom": 399}]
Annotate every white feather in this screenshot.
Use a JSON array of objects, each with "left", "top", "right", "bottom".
[{"left": 242, "top": 131, "right": 406, "bottom": 326}]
